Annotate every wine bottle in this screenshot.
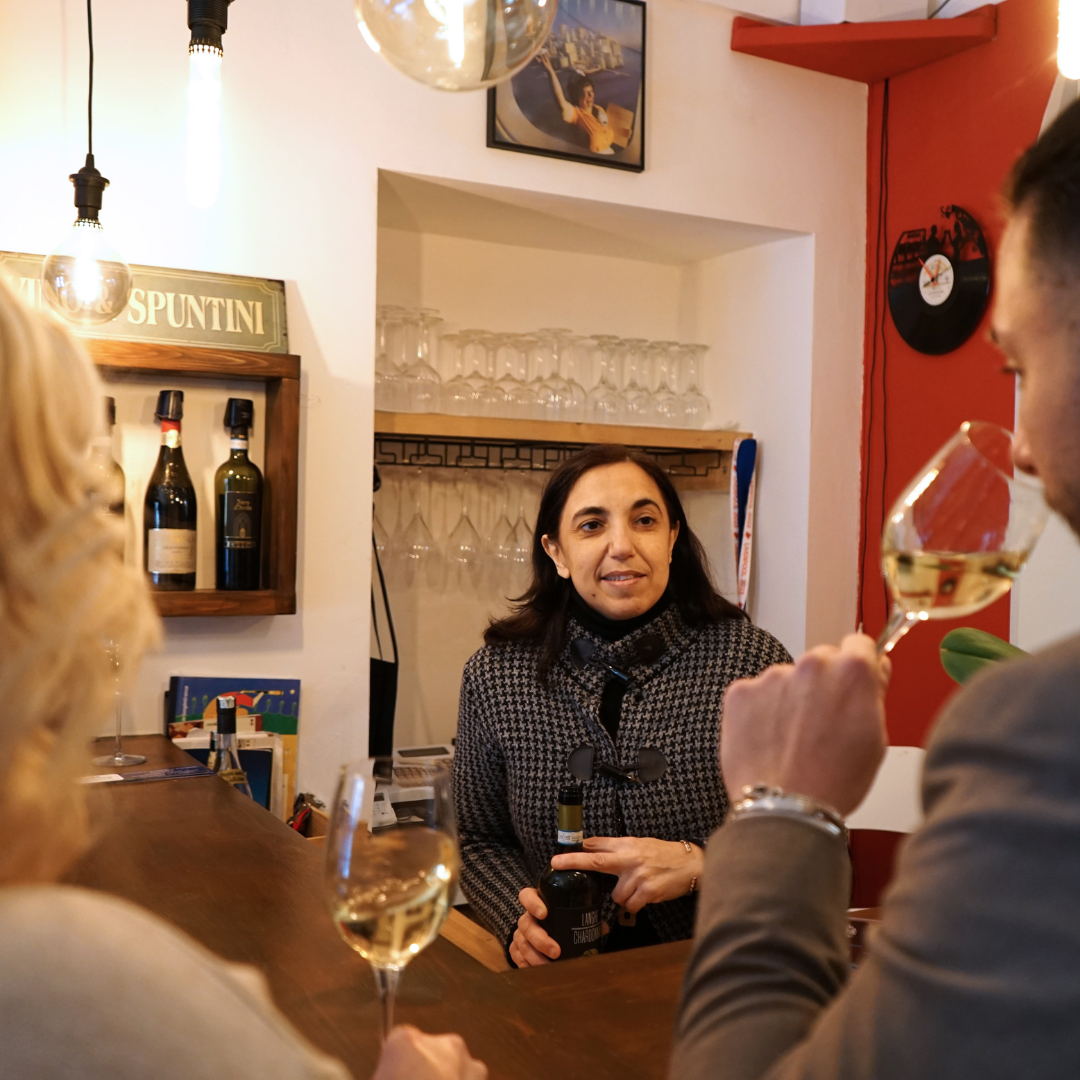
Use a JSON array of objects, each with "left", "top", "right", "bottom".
[
  {"left": 211, "top": 695, "right": 253, "bottom": 799},
  {"left": 215, "top": 398, "right": 263, "bottom": 590},
  {"left": 91, "top": 396, "right": 125, "bottom": 517},
  {"left": 144, "top": 389, "right": 197, "bottom": 591},
  {"left": 537, "top": 784, "right": 604, "bottom": 960}
]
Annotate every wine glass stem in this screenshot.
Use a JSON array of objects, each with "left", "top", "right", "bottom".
[
  {"left": 114, "top": 690, "right": 124, "bottom": 758},
  {"left": 373, "top": 966, "right": 400, "bottom": 1043},
  {"left": 877, "top": 604, "right": 919, "bottom": 655}
]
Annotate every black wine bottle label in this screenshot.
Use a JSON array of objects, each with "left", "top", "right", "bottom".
[
  {"left": 541, "top": 906, "right": 603, "bottom": 959},
  {"left": 146, "top": 529, "right": 196, "bottom": 574},
  {"left": 223, "top": 492, "right": 259, "bottom": 550}
]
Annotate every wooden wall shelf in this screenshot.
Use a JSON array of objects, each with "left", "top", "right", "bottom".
[
  {"left": 87, "top": 340, "right": 300, "bottom": 619},
  {"left": 374, "top": 411, "right": 750, "bottom": 491},
  {"left": 730, "top": 4, "right": 997, "bottom": 84}
]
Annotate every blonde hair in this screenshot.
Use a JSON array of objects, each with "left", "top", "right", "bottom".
[{"left": 0, "top": 276, "right": 159, "bottom": 884}]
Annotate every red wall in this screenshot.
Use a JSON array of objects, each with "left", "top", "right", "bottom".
[{"left": 859, "top": 0, "right": 1059, "bottom": 747}]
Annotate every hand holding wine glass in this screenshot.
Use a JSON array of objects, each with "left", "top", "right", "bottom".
[
  {"left": 877, "top": 421, "right": 1049, "bottom": 654},
  {"left": 324, "top": 760, "right": 459, "bottom": 1042}
]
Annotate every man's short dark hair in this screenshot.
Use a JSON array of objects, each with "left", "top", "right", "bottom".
[{"left": 1005, "top": 97, "right": 1080, "bottom": 271}]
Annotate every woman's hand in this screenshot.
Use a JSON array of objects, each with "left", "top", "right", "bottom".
[
  {"left": 510, "top": 887, "right": 560, "bottom": 967},
  {"left": 538, "top": 51, "right": 554, "bottom": 73},
  {"left": 373, "top": 1025, "right": 487, "bottom": 1080},
  {"left": 551, "top": 837, "right": 703, "bottom": 913}
]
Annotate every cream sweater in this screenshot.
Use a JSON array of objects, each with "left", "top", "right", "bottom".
[{"left": 0, "top": 885, "right": 351, "bottom": 1080}]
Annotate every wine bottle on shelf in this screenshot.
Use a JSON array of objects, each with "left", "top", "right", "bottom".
[
  {"left": 210, "top": 695, "right": 253, "bottom": 799},
  {"left": 537, "top": 784, "right": 604, "bottom": 960},
  {"left": 91, "top": 396, "right": 125, "bottom": 517},
  {"left": 215, "top": 397, "right": 263, "bottom": 590},
  {"left": 144, "top": 389, "right": 197, "bottom": 591}
]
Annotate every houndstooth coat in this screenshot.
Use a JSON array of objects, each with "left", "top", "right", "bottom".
[{"left": 452, "top": 603, "right": 792, "bottom": 951}]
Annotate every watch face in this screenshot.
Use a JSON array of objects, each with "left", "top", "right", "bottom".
[{"left": 919, "top": 254, "right": 954, "bottom": 307}]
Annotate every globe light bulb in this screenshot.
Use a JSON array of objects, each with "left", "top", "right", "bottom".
[
  {"left": 41, "top": 157, "right": 133, "bottom": 327},
  {"left": 187, "top": 44, "right": 223, "bottom": 208},
  {"left": 354, "top": 0, "right": 558, "bottom": 91},
  {"left": 1060, "top": 0, "right": 1080, "bottom": 78}
]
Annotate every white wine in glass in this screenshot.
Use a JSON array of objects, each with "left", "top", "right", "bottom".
[
  {"left": 877, "top": 421, "right": 1049, "bottom": 654},
  {"left": 324, "top": 760, "right": 458, "bottom": 1041}
]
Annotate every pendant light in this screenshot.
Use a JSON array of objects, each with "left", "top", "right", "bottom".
[
  {"left": 41, "top": 0, "right": 132, "bottom": 327},
  {"left": 354, "top": 0, "right": 557, "bottom": 92},
  {"left": 1060, "top": 0, "right": 1080, "bottom": 78},
  {"left": 186, "top": 0, "right": 232, "bottom": 209}
]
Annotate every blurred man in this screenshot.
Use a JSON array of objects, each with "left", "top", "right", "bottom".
[{"left": 670, "top": 99, "right": 1080, "bottom": 1079}]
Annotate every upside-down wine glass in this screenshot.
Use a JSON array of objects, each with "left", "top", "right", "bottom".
[
  {"left": 92, "top": 641, "right": 146, "bottom": 767},
  {"left": 585, "top": 335, "right": 621, "bottom": 424},
  {"left": 324, "top": 759, "right": 459, "bottom": 1043},
  {"left": 676, "top": 344, "right": 711, "bottom": 429},
  {"left": 876, "top": 421, "right": 1049, "bottom": 655}
]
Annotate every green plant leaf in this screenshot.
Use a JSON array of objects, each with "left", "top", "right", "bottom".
[{"left": 939, "top": 627, "right": 1028, "bottom": 686}]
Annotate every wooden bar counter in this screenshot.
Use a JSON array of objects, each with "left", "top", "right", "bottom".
[{"left": 67, "top": 736, "right": 688, "bottom": 1080}]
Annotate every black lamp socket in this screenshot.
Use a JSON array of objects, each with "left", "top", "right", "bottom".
[
  {"left": 70, "top": 154, "right": 109, "bottom": 223},
  {"left": 188, "top": 0, "right": 232, "bottom": 52}
]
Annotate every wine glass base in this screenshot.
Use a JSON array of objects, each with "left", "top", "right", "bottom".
[{"left": 92, "top": 753, "right": 147, "bottom": 767}]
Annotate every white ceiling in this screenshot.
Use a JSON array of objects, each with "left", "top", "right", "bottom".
[{"left": 378, "top": 171, "right": 803, "bottom": 266}]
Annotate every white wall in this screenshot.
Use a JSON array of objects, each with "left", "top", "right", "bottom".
[{"left": 0, "top": 0, "right": 867, "bottom": 799}]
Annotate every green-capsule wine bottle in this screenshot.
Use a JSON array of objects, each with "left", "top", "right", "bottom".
[
  {"left": 537, "top": 784, "right": 604, "bottom": 960},
  {"left": 215, "top": 398, "right": 263, "bottom": 590}
]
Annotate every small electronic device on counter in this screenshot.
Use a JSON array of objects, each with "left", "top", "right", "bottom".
[{"left": 376, "top": 743, "right": 454, "bottom": 822}]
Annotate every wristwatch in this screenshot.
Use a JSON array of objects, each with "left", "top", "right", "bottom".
[{"left": 728, "top": 783, "right": 847, "bottom": 841}]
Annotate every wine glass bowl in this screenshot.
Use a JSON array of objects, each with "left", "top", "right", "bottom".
[
  {"left": 877, "top": 421, "right": 1049, "bottom": 654},
  {"left": 324, "top": 760, "right": 459, "bottom": 1041}
]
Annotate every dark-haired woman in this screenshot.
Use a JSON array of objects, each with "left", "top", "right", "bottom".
[{"left": 452, "top": 446, "right": 791, "bottom": 968}]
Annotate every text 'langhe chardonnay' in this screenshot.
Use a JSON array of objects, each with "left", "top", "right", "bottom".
[
  {"left": 215, "top": 398, "right": 263, "bottom": 590},
  {"left": 144, "top": 390, "right": 197, "bottom": 591},
  {"left": 538, "top": 784, "right": 603, "bottom": 960}
]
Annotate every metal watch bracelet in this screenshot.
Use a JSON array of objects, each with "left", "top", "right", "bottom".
[{"left": 727, "top": 783, "right": 848, "bottom": 842}]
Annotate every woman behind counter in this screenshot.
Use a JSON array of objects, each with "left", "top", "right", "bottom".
[{"left": 453, "top": 446, "right": 791, "bottom": 968}]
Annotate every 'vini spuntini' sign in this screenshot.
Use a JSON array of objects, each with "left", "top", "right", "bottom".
[{"left": 0, "top": 252, "right": 288, "bottom": 354}]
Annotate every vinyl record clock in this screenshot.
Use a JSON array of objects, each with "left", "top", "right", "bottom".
[{"left": 887, "top": 205, "right": 991, "bottom": 356}]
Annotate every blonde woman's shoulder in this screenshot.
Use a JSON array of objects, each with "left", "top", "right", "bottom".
[{"left": 0, "top": 885, "right": 351, "bottom": 1080}]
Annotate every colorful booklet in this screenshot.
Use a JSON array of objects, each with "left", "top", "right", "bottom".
[{"left": 166, "top": 676, "right": 300, "bottom": 815}]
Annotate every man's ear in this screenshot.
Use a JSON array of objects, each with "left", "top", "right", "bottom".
[{"left": 541, "top": 534, "right": 571, "bottom": 580}]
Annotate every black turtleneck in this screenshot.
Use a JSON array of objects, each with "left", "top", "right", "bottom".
[{"left": 568, "top": 587, "right": 670, "bottom": 741}]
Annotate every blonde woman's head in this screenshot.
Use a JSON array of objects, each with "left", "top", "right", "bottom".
[{"left": 0, "top": 275, "right": 159, "bottom": 884}]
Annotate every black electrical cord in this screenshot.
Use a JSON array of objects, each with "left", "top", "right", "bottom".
[
  {"left": 86, "top": 0, "right": 94, "bottom": 157},
  {"left": 858, "top": 78, "right": 890, "bottom": 631},
  {"left": 879, "top": 79, "right": 891, "bottom": 620}
]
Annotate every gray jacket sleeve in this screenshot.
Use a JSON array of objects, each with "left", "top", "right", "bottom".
[
  {"left": 452, "top": 658, "right": 533, "bottom": 948},
  {"left": 670, "top": 638, "right": 1080, "bottom": 1080}
]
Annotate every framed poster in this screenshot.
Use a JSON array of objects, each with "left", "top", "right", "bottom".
[{"left": 487, "top": 0, "right": 646, "bottom": 173}]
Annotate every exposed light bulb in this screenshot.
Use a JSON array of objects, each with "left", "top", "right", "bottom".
[
  {"left": 41, "top": 157, "right": 132, "bottom": 327},
  {"left": 354, "top": 0, "right": 557, "bottom": 91},
  {"left": 357, "top": 16, "right": 381, "bottom": 53},
  {"left": 1060, "top": 0, "right": 1080, "bottom": 78},
  {"left": 186, "top": 44, "right": 223, "bottom": 208}
]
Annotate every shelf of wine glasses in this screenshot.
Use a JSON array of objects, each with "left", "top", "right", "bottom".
[
  {"left": 87, "top": 340, "right": 299, "bottom": 619},
  {"left": 373, "top": 412, "right": 749, "bottom": 490}
]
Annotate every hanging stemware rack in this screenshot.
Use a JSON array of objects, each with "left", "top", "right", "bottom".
[{"left": 373, "top": 412, "right": 748, "bottom": 491}]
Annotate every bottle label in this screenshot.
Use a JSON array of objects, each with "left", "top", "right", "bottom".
[
  {"left": 223, "top": 492, "right": 260, "bottom": 550},
  {"left": 147, "top": 528, "right": 196, "bottom": 573},
  {"left": 558, "top": 829, "right": 584, "bottom": 846},
  {"left": 540, "top": 905, "right": 603, "bottom": 960},
  {"left": 217, "top": 767, "right": 249, "bottom": 787},
  {"left": 230, "top": 437, "right": 248, "bottom": 450}
]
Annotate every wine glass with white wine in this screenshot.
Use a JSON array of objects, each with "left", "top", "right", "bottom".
[
  {"left": 877, "top": 421, "right": 1049, "bottom": 655},
  {"left": 324, "top": 760, "right": 459, "bottom": 1042}
]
